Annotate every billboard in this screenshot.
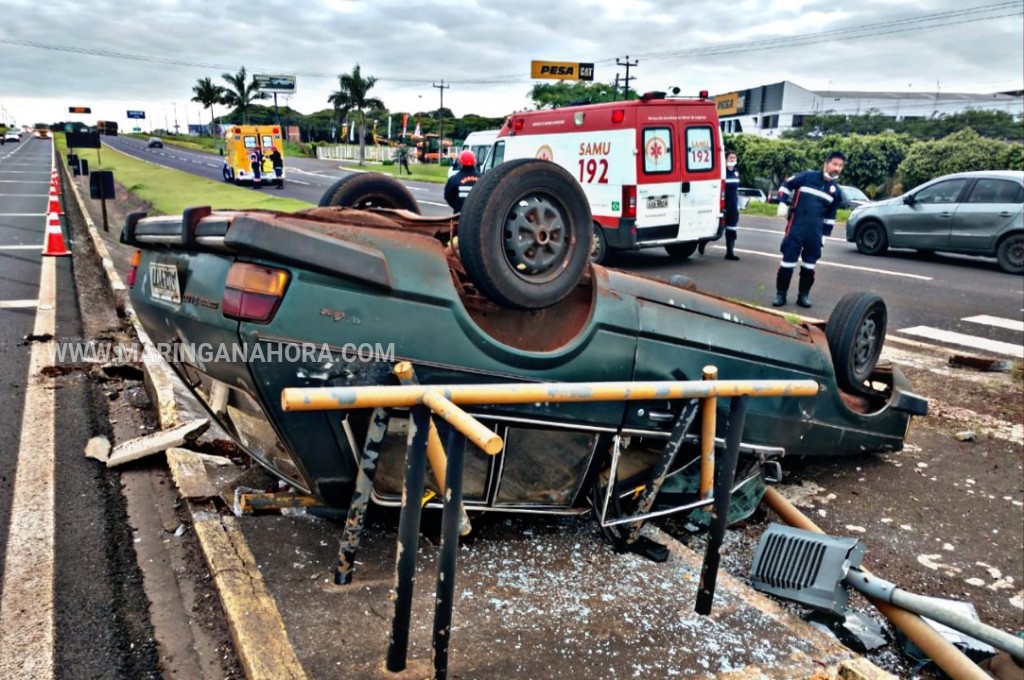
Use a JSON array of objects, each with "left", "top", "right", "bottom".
[
  {"left": 530, "top": 61, "right": 594, "bottom": 81},
  {"left": 254, "top": 74, "right": 297, "bottom": 94},
  {"left": 127, "top": 110, "right": 146, "bottom": 119},
  {"left": 714, "top": 92, "right": 746, "bottom": 116}
]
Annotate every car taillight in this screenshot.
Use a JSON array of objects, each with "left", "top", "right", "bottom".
[
  {"left": 127, "top": 250, "right": 141, "bottom": 288},
  {"left": 622, "top": 185, "right": 637, "bottom": 219},
  {"left": 222, "top": 262, "right": 289, "bottom": 323}
]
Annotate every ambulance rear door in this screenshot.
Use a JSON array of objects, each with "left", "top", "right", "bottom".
[
  {"left": 677, "top": 119, "right": 722, "bottom": 241},
  {"left": 634, "top": 123, "right": 681, "bottom": 244}
]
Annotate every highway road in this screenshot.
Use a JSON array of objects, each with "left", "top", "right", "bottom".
[{"left": 101, "top": 135, "right": 1023, "bottom": 360}]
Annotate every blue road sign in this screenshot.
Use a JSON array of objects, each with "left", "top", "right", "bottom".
[{"left": 127, "top": 110, "right": 146, "bottom": 119}]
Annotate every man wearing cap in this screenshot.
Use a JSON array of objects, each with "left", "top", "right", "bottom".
[{"left": 444, "top": 149, "right": 481, "bottom": 212}]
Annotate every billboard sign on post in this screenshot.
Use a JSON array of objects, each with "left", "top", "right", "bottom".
[
  {"left": 530, "top": 61, "right": 595, "bottom": 81},
  {"left": 127, "top": 110, "right": 146, "bottom": 119},
  {"left": 254, "top": 74, "right": 297, "bottom": 94}
]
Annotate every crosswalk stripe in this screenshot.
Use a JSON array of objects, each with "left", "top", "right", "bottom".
[
  {"left": 898, "top": 326, "right": 1023, "bottom": 358},
  {"left": 0, "top": 300, "right": 39, "bottom": 309},
  {"left": 963, "top": 315, "right": 1024, "bottom": 332}
]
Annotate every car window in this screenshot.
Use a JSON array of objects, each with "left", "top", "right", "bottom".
[
  {"left": 914, "top": 179, "right": 968, "bottom": 205},
  {"left": 965, "top": 179, "right": 1024, "bottom": 204}
]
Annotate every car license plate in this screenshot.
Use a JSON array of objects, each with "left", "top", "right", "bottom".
[{"left": 149, "top": 262, "right": 181, "bottom": 303}]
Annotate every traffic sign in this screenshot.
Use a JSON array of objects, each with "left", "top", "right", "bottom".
[
  {"left": 69, "top": 106, "right": 92, "bottom": 114},
  {"left": 127, "top": 110, "right": 146, "bottom": 119}
]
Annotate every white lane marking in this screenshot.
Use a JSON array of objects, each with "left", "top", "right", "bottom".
[
  {"left": 898, "top": 326, "right": 1023, "bottom": 358},
  {"left": 407, "top": 186, "right": 428, "bottom": 192},
  {"left": 0, "top": 299, "right": 39, "bottom": 308},
  {"left": 0, "top": 180, "right": 50, "bottom": 184},
  {"left": 740, "top": 225, "right": 846, "bottom": 243},
  {"left": 0, "top": 213, "right": 45, "bottom": 217},
  {"left": 963, "top": 315, "right": 1024, "bottom": 332},
  {"left": 0, "top": 245, "right": 42, "bottom": 251},
  {"left": 720, "top": 246, "right": 933, "bottom": 280},
  {"left": 0, "top": 256, "right": 56, "bottom": 677},
  {"left": 288, "top": 179, "right": 311, "bottom": 185},
  {"left": 420, "top": 200, "right": 449, "bottom": 208}
]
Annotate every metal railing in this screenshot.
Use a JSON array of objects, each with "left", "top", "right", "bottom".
[{"left": 280, "top": 364, "right": 819, "bottom": 679}]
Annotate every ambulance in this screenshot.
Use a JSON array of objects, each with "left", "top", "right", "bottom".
[
  {"left": 221, "top": 124, "right": 286, "bottom": 188},
  {"left": 484, "top": 90, "right": 726, "bottom": 263}
]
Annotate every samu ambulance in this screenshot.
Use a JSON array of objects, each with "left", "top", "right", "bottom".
[
  {"left": 221, "top": 125, "right": 286, "bottom": 188},
  {"left": 484, "top": 90, "right": 726, "bottom": 262}
]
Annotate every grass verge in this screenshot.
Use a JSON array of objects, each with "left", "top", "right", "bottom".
[
  {"left": 57, "top": 133, "right": 313, "bottom": 216},
  {"left": 336, "top": 160, "right": 451, "bottom": 184},
  {"left": 742, "top": 200, "right": 851, "bottom": 223}
]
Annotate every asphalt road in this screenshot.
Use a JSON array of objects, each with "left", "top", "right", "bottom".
[
  {"left": 0, "top": 137, "right": 160, "bottom": 678},
  {"left": 101, "top": 136, "right": 1023, "bottom": 359}
]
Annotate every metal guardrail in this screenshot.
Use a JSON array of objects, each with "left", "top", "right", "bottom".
[{"left": 281, "top": 364, "right": 819, "bottom": 680}]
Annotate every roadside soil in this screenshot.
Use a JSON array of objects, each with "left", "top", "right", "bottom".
[{"left": 75, "top": 174, "right": 1022, "bottom": 678}]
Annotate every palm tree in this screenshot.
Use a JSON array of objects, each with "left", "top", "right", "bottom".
[
  {"left": 191, "top": 77, "right": 227, "bottom": 137},
  {"left": 220, "top": 66, "right": 268, "bottom": 125},
  {"left": 328, "top": 64, "right": 384, "bottom": 165}
]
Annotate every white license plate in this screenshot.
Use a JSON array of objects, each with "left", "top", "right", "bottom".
[{"left": 149, "top": 262, "right": 181, "bottom": 304}]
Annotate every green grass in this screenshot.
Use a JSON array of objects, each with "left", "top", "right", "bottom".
[
  {"left": 339, "top": 160, "right": 451, "bottom": 184},
  {"left": 57, "top": 133, "right": 313, "bottom": 216},
  {"left": 742, "top": 200, "right": 851, "bottom": 223},
  {"left": 126, "top": 132, "right": 310, "bottom": 158}
]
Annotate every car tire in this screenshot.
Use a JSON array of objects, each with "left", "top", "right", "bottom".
[
  {"left": 318, "top": 173, "right": 421, "bottom": 213},
  {"left": 826, "top": 292, "right": 888, "bottom": 392},
  {"left": 457, "top": 158, "right": 593, "bottom": 310},
  {"left": 664, "top": 241, "right": 698, "bottom": 259},
  {"left": 995, "top": 233, "right": 1023, "bottom": 275},
  {"left": 855, "top": 221, "right": 888, "bottom": 256},
  {"left": 589, "top": 224, "right": 608, "bottom": 264}
]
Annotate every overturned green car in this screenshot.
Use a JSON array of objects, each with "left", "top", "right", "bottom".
[{"left": 122, "top": 159, "right": 927, "bottom": 542}]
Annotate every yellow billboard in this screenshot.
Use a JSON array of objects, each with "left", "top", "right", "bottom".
[
  {"left": 530, "top": 60, "right": 595, "bottom": 81},
  {"left": 715, "top": 92, "right": 742, "bottom": 116}
]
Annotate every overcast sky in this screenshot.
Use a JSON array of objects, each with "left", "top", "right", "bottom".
[{"left": 1, "top": 0, "right": 1021, "bottom": 132}]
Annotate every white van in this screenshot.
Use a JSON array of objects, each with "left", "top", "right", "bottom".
[{"left": 447, "top": 129, "right": 499, "bottom": 177}]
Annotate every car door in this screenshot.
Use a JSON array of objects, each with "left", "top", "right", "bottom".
[
  {"left": 888, "top": 178, "right": 969, "bottom": 249},
  {"left": 635, "top": 124, "right": 681, "bottom": 241},
  {"left": 677, "top": 123, "right": 720, "bottom": 241},
  {"left": 949, "top": 178, "right": 1024, "bottom": 253}
]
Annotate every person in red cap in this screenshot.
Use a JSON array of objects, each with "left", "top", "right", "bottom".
[{"left": 444, "top": 149, "right": 481, "bottom": 212}]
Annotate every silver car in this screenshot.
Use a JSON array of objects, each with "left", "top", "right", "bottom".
[{"left": 845, "top": 170, "right": 1023, "bottom": 274}]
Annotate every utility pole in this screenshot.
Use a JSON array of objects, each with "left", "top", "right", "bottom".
[
  {"left": 616, "top": 55, "right": 638, "bottom": 100},
  {"left": 433, "top": 79, "right": 450, "bottom": 164},
  {"left": 613, "top": 73, "right": 620, "bottom": 102}
]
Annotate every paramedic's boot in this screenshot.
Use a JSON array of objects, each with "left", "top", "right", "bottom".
[
  {"left": 724, "top": 230, "right": 740, "bottom": 260},
  {"left": 796, "top": 266, "right": 815, "bottom": 308},
  {"left": 698, "top": 241, "right": 707, "bottom": 255},
  {"left": 772, "top": 266, "right": 794, "bottom": 307}
]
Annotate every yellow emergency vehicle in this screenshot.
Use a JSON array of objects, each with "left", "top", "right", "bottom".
[{"left": 221, "top": 125, "right": 285, "bottom": 188}]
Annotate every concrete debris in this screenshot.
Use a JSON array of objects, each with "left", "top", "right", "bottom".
[
  {"left": 84, "top": 436, "right": 111, "bottom": 462},
  {"left": 949, "top": 354, "right": 1013, "bottom": 373},
  {"left": 955, "top": 430, "right": 977, "bottom": 442},
  {"left": 106, "top": 419, "right": 209, "bottom": 468},
  {"left": 165, "top": 447, "right": 239, "bottom": 499}
]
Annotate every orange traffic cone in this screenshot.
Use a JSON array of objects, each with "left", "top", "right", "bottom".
[
  {"left": 47, "top": 187, "right": 63, "bottom": 215},
  {"left": 42, "top": 212, "right": 71, "bottom": 257}
]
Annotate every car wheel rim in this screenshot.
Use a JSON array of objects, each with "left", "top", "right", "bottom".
[
  {"left": 852, "top": 313, "right": 880, "bottom": 376},
  {"left": 863, "top": 228, "right": 879, "bottom": 249},
  {"left": 1008, "top": 238, "right": 1024, "bottom": 269},
  {"left": 503, "top": 194, "right": 572, "bottom": 283},
  {"left": 590, "top": 231, "right": 603, "bottom": 260}
]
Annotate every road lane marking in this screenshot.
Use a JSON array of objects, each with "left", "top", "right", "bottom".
[
  {"left": 0, "top": 180, "right": 50, "bottom": 184},
  {"left": 719, "top": 245, "right": 933, "bottom": 280},
  {"left": 0, "top": 245, "right": 42, "bottom": 250},
  {"left": 0, "top": 213, "right": 45, "bottom": 217},
  {"left": 0, "top": 299, "right": 39, "bottom": 308},
  {"left": 420, "top": 200, "right": 449, "bottom": 208},
  {"left": 0, "top": 255, "right": 56, "bottom": 677},
  {"left": 963, "top": 315, "right": 1024, "bottom": 332},
  {"left": 897, "top": 326, "right": 1023, "bottom": 358},
  {"left": 288, "top": 179, "right": 311, "bottom": 185}
]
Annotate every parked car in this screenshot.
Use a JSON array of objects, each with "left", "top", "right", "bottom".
[
  {"left": 737, "top": 187, "right": 766, "bottom": 210},
  {"left": 4, "top": 130, "right": 20, "bottom": 143},
  {"left": 121, "top": 161, "right": 926, "bottom": 547},
  {"left": 846, "top": 170, "right": 1024, "bottom": 274},
  {"left": 838, "top": 185, "right": 871, "bottom": 210},
  {"left": 147, "top": 137, "right": 163, "bottom": 148}
]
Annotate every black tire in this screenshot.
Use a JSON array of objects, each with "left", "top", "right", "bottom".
[
  {"left": 826, "top": 292, "right": 888, "bottom": 391},
  {"left": 665, "top": 241, "right": 698, "bottom": 260},
  {"left": 318, "top": 173, "right": 421, "bottom": 213},
  {"left": 590, "top": 224, "right": 608, "bottom": 264},
  {"left": 855, "top": 221, "right": 888, "bottom": 256},
  {"left": 457, "top": 158, "right": 593, "bottom": 309},
  {"left": 996, "top": 233, "right": 1023, "bottom": 275}
]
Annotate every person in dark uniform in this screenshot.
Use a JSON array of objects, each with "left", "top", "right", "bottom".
[
  {"left": 771, "top": 151, "right": 846, "bottom": 309},
  {"left": 723, "top": 150, "right": 741, "bottom": 260},
  {"left": 396, "top": 142, "right": 411, "bottom": 174},
  {"left": 444, "top": 150, "right": 481, "bottom": 212}
]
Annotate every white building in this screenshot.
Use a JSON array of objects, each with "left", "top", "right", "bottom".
[{"left": 715, "top": 80, "right": 1023, "bottom": 138}]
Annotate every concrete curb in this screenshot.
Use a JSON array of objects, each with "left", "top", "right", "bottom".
[{"left": 62, "top": 156, "right": 307, "bottom": 679}]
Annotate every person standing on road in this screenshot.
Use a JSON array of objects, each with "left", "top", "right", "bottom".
[
  {"left": 444, "top": 150, "right": 481, "bottom": 213},
  {"left": 770, "top": 151, "right": 846, "bottom": 309},
  {"left": 268, "top": 146, "right": 284, "bottom": 187},
  {"left": 396, "top": 142, "right": 411, "bottom": 175},
  {"left": 723, "top": 150, "right": 741, "bottom": 260},
  {"left": 249, "top": 146, "right": 263, "bottom": 189}
]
